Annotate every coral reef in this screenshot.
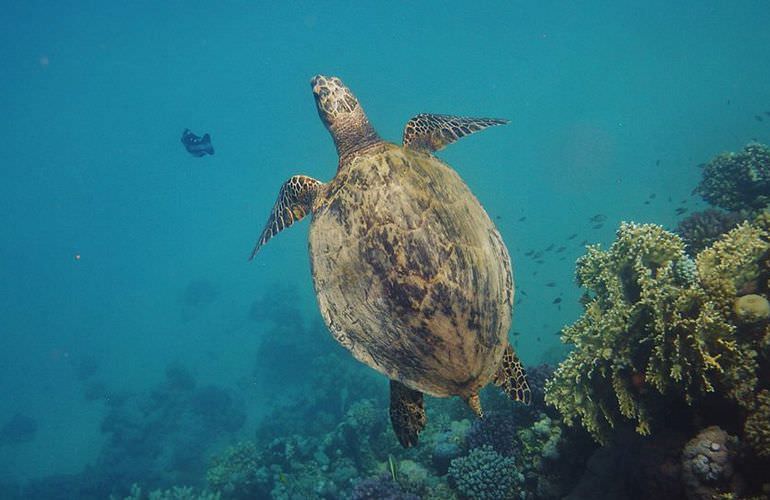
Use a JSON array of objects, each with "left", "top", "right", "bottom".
[
  {"left": 448, "top": 445, "right": 522, "bottom": 500},
  {"left": 695, "top": 142, "right": 770, "bottom": 212},
  {"left": 117, "top": 483, "right": 221, "bottom": 500},
  {"left": 676, "top": 209, "right": 745, "bottom": 256},
  {"left": 350, "top": 474, "right": 419, "bottom": 500},
  {"left": 734, "top": 293, "right": 770, "bottom": 323},
  {"left": 681, "top": 426, "right": 741, "bottom": 500},
  {"left": 545, "top": 219, "right": 770, "bottom": 443},
  {"left": 744, "top": 389, "right": 770, "bottom": 458}
]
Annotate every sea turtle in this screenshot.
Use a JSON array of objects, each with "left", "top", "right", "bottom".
[{"left": 251, "top": 75, "right": 530, "bottom": 447}]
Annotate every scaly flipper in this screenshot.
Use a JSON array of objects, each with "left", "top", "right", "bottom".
[
  {"left": 250, "top": 175, "right": 323, "bottom": 259},
  {"left": 493, "top": 344, "right": 531, "bottom": 405},
  {"left": 402, "top": 113, "right": 508, "bottom": 153},
  {"left": 389, "top": 380, "right": 426, "bottom": 448}
]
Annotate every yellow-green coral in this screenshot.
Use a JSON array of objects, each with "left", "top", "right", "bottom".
[
  {"left": 545, "top": 219, "right": 769, "bottom": 443},
  {"left": 734, "top": 294, "right": 770, "bottom": 323},
  {"left": 744, "top": 390, "right": 770, "bottom": 457}
]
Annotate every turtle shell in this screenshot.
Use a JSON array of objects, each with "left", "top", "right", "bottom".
[{"left": 309, "top": 144, "right": 513, "bottom": 398}]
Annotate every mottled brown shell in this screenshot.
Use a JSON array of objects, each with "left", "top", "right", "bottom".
[{"left": 308, "top": 144, "right": 513, "bottom": 398}]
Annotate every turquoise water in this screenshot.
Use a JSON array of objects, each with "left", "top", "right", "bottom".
[{"left": 1, "top": 2, "right": 769, "bottom": 498}]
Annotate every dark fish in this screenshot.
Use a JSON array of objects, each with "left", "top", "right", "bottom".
[
  {"left": 675, "top": 207, "right": 688, "bottom": 215},
  {"left": 524, "top": 250, "right": 534, "bottom": 256},
  {"left": 680, "top": 199, "right": 688, "bottom": 204},
  {"left": 512, "top": 331, "right": 521, "bottom": 337},
  {"left": 765, "top": 111, "right": 770, "bottom": 117},
  {"left": 536, "top": 259, "right": 545, "bottom": 264},
  {"left": 649, "top": 193, "right": 656, "bottom": 199},
  {"left": 696, "top": 163, "right": 706, "bottom": 168},
  {"left": 516, "top": 297, "right": 522, "bottom": 304},
  {"left": 518, "top": 216, "right": 527, "bottom": 222},
  {"left": 533, "top": 251, "right": 544, "bottom": 259},
  {"left": 755, "top": 115, "right": 764, "bottom": 122},
  {"left": 579, "top": 240, "right": 588, "bottom": 246},
  {"left": 554, "top": 330, "right": 561, "bottom": 336},
  {"left": 181, "top": 129, "right": 214, "bottom": 157},
  {"left": 536, "top": 337, "right": 541, "bottom": 342},
  {"left": 545, "top": 244, "right": 555, "bottom": 251},
  {"left": 552, "top": 297, "right": 562, "bottom": 304},
  {"left": 655, "top": 159, "right": 660, "bottom": 166},
  {"left": 556, "top": 246, "right": 566, "bottom": 252},
  {"left": 567, "top": 233, "right": 577, "bottom": 240},
  {"left": 520, "top": 290, "right": 528, "bottom": 296},
  {"left": 590, "top": 214, "right": 607, "bottom": 223},
  {"left": 644, "top": 200, "right": 650, "bottom": 205},
  {"left": 592, "top": 223, "right": 603, "bottom": 229},
  {"left": 495, "top": 215, "right": 502, "bottom": 220},
  {"left": 545, "top": 282, "right": 556, "bottom": 287},
  {"left": 559, "top": 256, "right": 566, "bottom": 261},
  {"left": 727, "top": 99, "right": 731, "bottom": 105}
]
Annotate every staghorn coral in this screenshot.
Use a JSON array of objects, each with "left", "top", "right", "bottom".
[
  {"left": 681, "top": 426, "right": 741, "bottom": 500},
  {"left": 744, "top": 389, "right": 770, "bottom": 457},
  {"left": 545, "top": 220, "right": 769, "bottom": 443},
  {"left": 448, "top": 445, "right": 522, "bottom": 500},
  {"left": 695, "top": 142, "right": 770, "bottom": 212},
  {"left": 676, "top": 209, "right": 745, "bottom": 256}
]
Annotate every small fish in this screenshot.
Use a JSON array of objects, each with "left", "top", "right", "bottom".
[
  {"left": 524, "top": 250, "right": 534, "bottom": 256},
  {"left": 579, "top": 239, "right": 588, "bottom": 246},
  {"left": 181, "top": 129, "right": 214, "bottom": 157},
  {"left": 668, "top": 196, "right": 672, "bottom": 202},
  {"left": 516, "top": 297, "right": 522, "bottom": 304},
  {"left": 592, "top": 223, "right": 603, "bottom": 229},
  {"left": 545, "top": 282, "right": 556, "bottom": 287},
  {"left": 556, "top": 246, "right": 566, "bottom": 252},
  {"left": 554, "top": 330, "right": 561, "bottom": 336},
  {"left": 534, "top": 251, "right": 544, "bottom": 259},
  {"left": 535, "top": 259, "right": 545, "bottom": 264},
  {"left": 536, "top": 336, "right": 541, "bottom": 342},
  {"left": 552, "top": 297, "right": 562, "bottom": 304},
  {"left": 590, "top": 214, "right": 607, "bottom": 223},
  {"left": 644, "top": 200, "right": 650, "bottom": 205},
  {"left": 512, "top": 331, "right": 521, "bottom": 337},
  {"left": 545, "top": 244, "right": 555, "bottom": 251},
  {"left": 755, "top": 115, "right": 764, "bottom": 122},
  {"left": 696, "top": 163, "right": 706, "bottom": 169},
  {"left": 765, "top": 111, "right": 770, "bottom": 117},
  {"left": 675, "top": 207, "right": 688, "bottom": 215},
  {"left": 567, "top": 233, "right": 577, "bottom": 240},
  {"left": 727, "top": 99, "right": 731, "bottom": 105},
  {"left": 518, "top": 216, "right": 527, "bottom": 222},
  {"left": 520, "top": 290, "right": 528, "bottom": 296},
  {"left": 495, "top": 215, "right": 502, "bottom": 220},
  {"left": 655, "top": 159, "right": 660, "bottom": 166},
  {"left": 680, "top": 199, "right": 688, "bottom": 204},
  {"left": 649, "top": 193, "right": 656, "bottom": 199}
]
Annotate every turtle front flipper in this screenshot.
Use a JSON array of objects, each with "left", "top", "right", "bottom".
[
  {"left": 389, "top": 380, "right": 426, "bottom": 448},
  {"left": 402, "top": 113, "right": 508, "bottom": 153},
  {"left": 493, "top": 344, "right": 531, "bottom": 405},
  {"left": 250, "top": 175, "right": 324, "bottom": 259}
]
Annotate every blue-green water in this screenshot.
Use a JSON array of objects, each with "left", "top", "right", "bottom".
[{"left": 1, "top": 2, "right": 769, "bottom": 498}]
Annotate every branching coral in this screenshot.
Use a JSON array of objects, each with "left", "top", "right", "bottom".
[
  {"left": 545, "top": 220, "right": 770, "bottom": 443},
  {"left": 676, "top": 209, "right": 745, "bottom": 256},
  {"left": 695, "top": 142, "right": 770, "bottom": 211}
]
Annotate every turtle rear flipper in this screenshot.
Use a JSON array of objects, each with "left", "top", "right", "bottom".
[
  {"left": 250, "top": 175, "right": 323, "bottom": 259},
  {"left": 493, "top": 344, "right": 531, "bottom": 405},
  {"left": 390, "top": 380, "right": 426, "bottom": 448},
  {"left": 402, "top": 114, "right": 508, "bottom": 153}
]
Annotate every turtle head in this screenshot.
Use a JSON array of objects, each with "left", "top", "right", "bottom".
[{"left": 311, "top": 75, "right": 381, "bottom": 166}]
